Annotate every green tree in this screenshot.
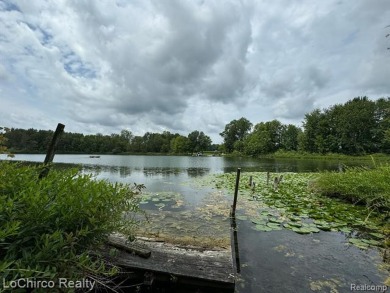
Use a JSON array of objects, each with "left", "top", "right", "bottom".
[
  {"left": 383, "top": 129, "right": 390, "bottom": 153},
  {"left": 120, "top": 130, "right": 133, "bottom": 142},
  {"left": 332, "top": 97, "right": 377, "bottom": 154},
  {"left": 280, "top": 124, "right": 301, "bottom": 151},
  {"left": 170, "top": 136, "right": 190, "bottom": 153},
  {"left": 301, "top": 97, "right": 388, "bottom": 155},
  {"left": 220, "top": 117, "right": 252, "bottom": 153},
  {"left": 188, "top": 131, "right": 212, "bottom": 153},
  {"left": 374, "top": 97, "right": 390, "bottom": 153},
  {"left": 120, "top": 130, "right": 133, "bottom": 152},
  {"left": 301, "top": 109, "right": 323, "bottom": 153},
  {"left": 129, "top": 136, "right": 144, "bottom": 152},
  {"left": 160, "top": 131, "right": 176, "bottom": 153},
  {"left": 142, "top": 132, "right": 163, "bottom": 152},
  {"left": 244, "top": 120, "right": 283, "bottom": 155}
]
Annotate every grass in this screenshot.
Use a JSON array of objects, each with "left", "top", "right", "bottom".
[
  {"left": 313, "top": 164, "right": 390, "bottom": 278},
  {"left": 313, "top": 164, "right": 390, "bottom": 212},
  {"left": 263, "top": 150, "right": 390, "bottom": 161}
]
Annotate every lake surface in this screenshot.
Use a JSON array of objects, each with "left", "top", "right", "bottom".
[
  {"left": 2, "top": 154, "right": 388, "bottom": 292},
  {"left": 1, "top": 153, "right": 366, "bottom": 185}
]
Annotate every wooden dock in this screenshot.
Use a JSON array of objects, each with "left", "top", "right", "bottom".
[{"left": 100, "top": 234, "right": 236, "bottom": 292}]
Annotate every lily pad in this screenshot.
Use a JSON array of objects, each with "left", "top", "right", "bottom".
[
  {"left": 348, "top": 238, "right": 369, "bottom": 249},
  {"left": 251, "top": 218, "right": 267, "bottom": 225},
  {"left": 291, "top": 227, "right": 311, "bottom": 234},
  {"left": 291, "top": 226, "right": 320, "bottom": 234},
  {"left": 339, "top": 227, "right": 352, "bottom": 233},
  {"left": 316, "top": 224, "right": 332, "bottom": 231},
  {"left": 267, "top": 223, "right": 282, "bottom": 231},
  {"left": 361, "top": 239, "right": 381, "bottom": 246},
  {"left": 369, "top": 232, "right": 385, "bottom": 240},
  {"left": 268, "top": 218, "right": 283, "bottom": 224},
  {"left": 289, "top": 222, "right": 303, "bottom": 228},
  {"left": 289, "top": 216, "right": 302, "bottom": 222}
]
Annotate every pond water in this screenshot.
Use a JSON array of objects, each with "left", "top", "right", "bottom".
[{"left": 2, "top": 154, "right": 388, "bottom": 292}]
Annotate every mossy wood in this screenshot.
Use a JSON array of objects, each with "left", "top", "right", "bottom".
[{"left": 107, "top": 235, "right": 151, "bottom": 258}]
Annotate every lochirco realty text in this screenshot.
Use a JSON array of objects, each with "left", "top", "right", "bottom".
[{"left": 2, "top": 278, "right": 95, "bottom": 290}]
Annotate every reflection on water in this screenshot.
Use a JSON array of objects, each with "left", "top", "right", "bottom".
[
  {"left": 7, "top": 154, "right": 364, "bottom": 200},
  {"left": 2, "top": 154, "right": 373, "bottom": 183},
  {"left": 2, "top": 153, "right": 371, "bottom": 173}
]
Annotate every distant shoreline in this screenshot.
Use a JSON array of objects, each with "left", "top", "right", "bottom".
[{"left": 4, "top": 151, "right": 390, "bottom": 162}]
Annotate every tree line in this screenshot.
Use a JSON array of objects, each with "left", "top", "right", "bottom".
[
  {"left": 220, "top": 97, "right": 390, "bottom": 155},
  {"left": 2, "top": 128, "right": 214, "bottom": 154},
  {"left": 2, "top": 96, "right": 389, "bottom": 156}
]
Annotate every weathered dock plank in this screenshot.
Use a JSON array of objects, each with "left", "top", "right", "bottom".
[{"left": 102, "top": 235, "right": 235, "bottom": 291}]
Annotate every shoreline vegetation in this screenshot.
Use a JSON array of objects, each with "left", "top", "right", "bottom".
[
  {"left": 0, "top": 161, "right": 142, "bottom": 290},
  {"left": 314, "top": 164, "right": 390, "bottom": 213}
]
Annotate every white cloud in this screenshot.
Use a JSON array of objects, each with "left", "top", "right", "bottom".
[{"left": 0, "top": 0, "right": 389, "bottom": 143}]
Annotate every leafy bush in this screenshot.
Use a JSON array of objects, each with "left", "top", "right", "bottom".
[
  {"left": 0, "top": 127, "right": 14, "bottom": 158},
  {"left": 0, "top": 161, "right": 141, "bottom": 287},
  {"left": 313, "top": 165, "right": 390, "bottom": 212}
]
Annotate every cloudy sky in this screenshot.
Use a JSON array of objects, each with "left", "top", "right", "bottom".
[{"left": 1, "top": 0, "right": 389, "bottom": 143}]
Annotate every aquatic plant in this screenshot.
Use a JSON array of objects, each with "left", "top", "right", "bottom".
[{"left": 209, "top": 171, "right": 388, "bottom": 249}]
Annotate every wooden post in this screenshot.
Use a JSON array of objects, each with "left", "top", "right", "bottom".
[
  {"left": 230, "top": 215, "right": 241, "bottom": 274},
  {"left": 229, "top": 168, "right": 241, "bottom": 274},
  {"left": 273, "top": 177, "right": 279, "bottom": 191},
  {"left": 266, "top": 172, "right": 270, "bottom": 185},
  {"left": 273, "top": 175, "right": 283, "bottom": 191},
  {"left": 39, "top": 123, "right": 65, "bottom": 179},
  {"left": 248, "top": 175, "right": 252, "bottom": 187},
  {"left": 231, "top": 168, "right": 241, "bottom": 217}
]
